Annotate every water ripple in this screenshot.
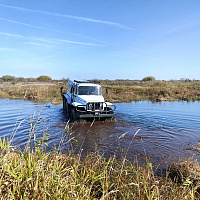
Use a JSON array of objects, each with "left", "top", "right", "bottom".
[{"left": 1, "top": 99, "right": 200, "bottom": 164}]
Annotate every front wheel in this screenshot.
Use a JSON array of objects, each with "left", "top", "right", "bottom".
[
  {"left": 65, "top": 102, "right": 69, "bottom": 113},
  {"left": 105, "top": 116, "right": 115, "bottom": 121},
  {"left": 71, "top": 108, "right": 76, "bottom": 122},
  {"left": 63, "top": 98, "right": 70, "bottom": 115}
]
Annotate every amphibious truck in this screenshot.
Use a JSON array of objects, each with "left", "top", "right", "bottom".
[{"left": 63, "top": 80, "right": 116, "bottom": 121}]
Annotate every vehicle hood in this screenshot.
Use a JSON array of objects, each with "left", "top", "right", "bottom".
[{"left": 78, "top": 95, "right": 105, "bottom": 104}]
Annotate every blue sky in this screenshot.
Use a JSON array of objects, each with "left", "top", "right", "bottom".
[{"left": 0, "top": 0, "right": 200, "bottom": 80}]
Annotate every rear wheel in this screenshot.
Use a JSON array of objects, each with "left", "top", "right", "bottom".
[{"left": 63, "top": 97, "right": 66, "bottom": 110}]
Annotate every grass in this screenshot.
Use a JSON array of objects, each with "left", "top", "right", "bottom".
[
  {"left": 186, "top": 140, "right": 200, "bottom": 153},
  {"left": 0, "top": 81, "right": 67, "bottom": 104},
  {"left": 1, "top": 79, "right": 200, "bottom": 103},
  {"left": 0, "top": 123, "right": 200, "bottom": 199},
  {"left": 100, "top": 80, "right": 200, "bottom": 102}
]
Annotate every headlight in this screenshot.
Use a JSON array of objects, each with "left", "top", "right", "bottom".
[
  {"left": 88, "top": 103, "right": 92, "bottom": 110},
  {"left": 100, "top": 103, "right": 103, "bottom": 110}
]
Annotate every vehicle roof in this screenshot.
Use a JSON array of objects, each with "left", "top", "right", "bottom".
[
  {"left": 77, "top": 82, "right": 100, "bottom": 87},
  {"left": 74, "top": 80, "right": 90, "bottom": 83},
  {"left": 73, "top": 80, "right": 101, "bottom": 86}
]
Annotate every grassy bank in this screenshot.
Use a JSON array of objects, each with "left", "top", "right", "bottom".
[
  {"left": 100, "top": 80, "right": 200, "bottom": 103},
  {"left": 1, "top": 135, "right": 200, "bottom": 199},
  {"left": 1, "top": 80, "right": 200, "bottom": 103},
  {"left": 0, "top": 81, "right": 67, "bottom": 104}
]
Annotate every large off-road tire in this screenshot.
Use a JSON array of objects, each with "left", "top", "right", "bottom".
[
  {"left": 63, "top": 97, "right": 70, "bottom": 114},
  {"left": 71, "top": 108, "right": 76, "bottom": 122},
  {"left": 65, "top": 102, "right": 69, "bottom": 113}
]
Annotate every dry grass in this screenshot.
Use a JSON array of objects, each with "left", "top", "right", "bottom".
[
  {"left": 101, "top": 80, "right": 200, "bottom": 102},
  {"left": 1, "top": 80, "right": 200, "bottom": 103},
  {"left": 187, "top": 140, "right": 200, "bottom": 153},
  {"left": 0, "top": 81, "right": 67, "bottom": 104}
]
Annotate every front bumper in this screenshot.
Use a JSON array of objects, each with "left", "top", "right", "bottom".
[
  {"left": 78, "top": 112, "right": 115, "bottom": 119},
  {"left": 75, "top": 103, "right": 116, "bottom": 120}
]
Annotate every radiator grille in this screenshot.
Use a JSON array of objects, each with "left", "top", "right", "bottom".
[{"left": 87, "top": 103, "right": 101, "bottom": 110}]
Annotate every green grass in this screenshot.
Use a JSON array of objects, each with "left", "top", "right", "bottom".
[{"left": 0, "top": 126, "right": 200, "bottom": 199}]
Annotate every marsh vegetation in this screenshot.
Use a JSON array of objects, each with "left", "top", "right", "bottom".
[
  {"left": 100, "top": 79, "right": 200, "bottom": 103},
  {"left": 1, "top": 76, "right": 200, "bottom": 103},
  {"left": 0, "top": 128, "right": 200, "bottom": 199}
]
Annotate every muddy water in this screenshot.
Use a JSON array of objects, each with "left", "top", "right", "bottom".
[{"left": 0, "top": 99, "right": 200, "bottom": 165}]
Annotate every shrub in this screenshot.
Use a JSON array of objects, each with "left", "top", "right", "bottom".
[
  {"left": 27, "top": 77, "right": 37, "bottom": 82},
  {"left": 142, "top": 76, "right": 156, "bottom": 81},
  {"left": 17, "top": 77, "right": 25, "bottom": 82},
  {"left": 37, "top": 75, "right": 52, "bottom": 81},
  {"left": 1, "top": 75, "right": 16, "bottom": 81}
]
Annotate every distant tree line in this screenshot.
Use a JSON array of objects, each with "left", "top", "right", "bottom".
[
  {"left": 0, "top": 75, "right": 199, "bottom": 83},
  {"left": 0, "top": 75, "right": 69, "bottom": 82}
]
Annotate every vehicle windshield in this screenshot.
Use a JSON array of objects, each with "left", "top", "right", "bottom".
[{"left": 78, "top": 86, "right": 102, "bottom": 95}]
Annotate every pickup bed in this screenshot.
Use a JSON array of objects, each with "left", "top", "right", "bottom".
[{"left": 63, "top": 80, "right": 116, "bottom": 121}]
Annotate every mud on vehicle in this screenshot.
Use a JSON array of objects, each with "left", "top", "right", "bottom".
[{"left": 63, "top": 80, "right": 116, "bottom": 121}]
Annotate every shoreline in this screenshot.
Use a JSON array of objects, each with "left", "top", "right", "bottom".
[{"left": 1, "top": 80, "right": 200, "bottom": 103}]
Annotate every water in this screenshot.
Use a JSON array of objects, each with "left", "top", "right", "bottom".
[
  {"left": 0, "top": 99, "right": 200, "bottom": 165},
  {"left": 115, "top": 101, "right": 200, "bottom": 163}
]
